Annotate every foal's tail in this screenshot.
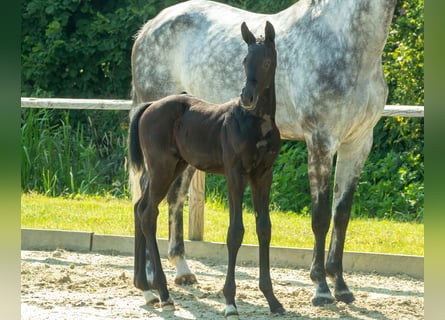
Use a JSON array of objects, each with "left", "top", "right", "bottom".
[{"left": 128, "top": 102, "right": 151, "bottom": 204}]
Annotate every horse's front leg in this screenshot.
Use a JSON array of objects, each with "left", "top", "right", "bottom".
[
  {"left": 307, "top": 137, "right": 335, "bottom": 306},
  {"left": 223, "top": 169, "right": 247, "bottom": 320},
  {"left": 250, "top": 169, "right": 284, "bottom": 315},
  {"left": 326, "top": 135, "right": 373, "bottom": 304},
  {"left": 167, "top": 165, "right": 197, "bottom": 285}
]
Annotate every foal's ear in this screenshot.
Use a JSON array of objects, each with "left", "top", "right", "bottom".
[
  {"left": 241, "top": 22, "right": 256, "bottom": 45},
  {"left": 265, "top": 21, "right": 275, "bottom": 43}
]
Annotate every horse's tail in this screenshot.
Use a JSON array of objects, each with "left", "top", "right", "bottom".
[{"left": 128, "top": 102, "right": 151, "bottom": 204}]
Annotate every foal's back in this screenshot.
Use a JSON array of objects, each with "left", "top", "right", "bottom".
[
  {"left": 138, "top": 94, "right": 231, "bottom": 174},
  {"left": 138, "top": 93, "right": 280, "bottom": 176}
]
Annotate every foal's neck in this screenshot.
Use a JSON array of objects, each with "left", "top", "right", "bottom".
[{"left": 255, "top": 80, "right": 276, "bottom": 119}]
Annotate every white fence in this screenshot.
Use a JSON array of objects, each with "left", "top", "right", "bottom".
[
  {"left": 21, "top": 97, "right": 424, "bottom": 240},
  {"left": 21, "top": 97, "right": 425, "bottom": 117}
]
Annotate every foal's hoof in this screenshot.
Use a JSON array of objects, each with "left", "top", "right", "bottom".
[
  {"left": 311, "top": 293, "right": 335, "bottom": 306},
  {"left": 224, "top": 305, "right": 239, "bottom": 320},
  {"left": 335, "top": 291, "right": 355, "bottom": 304},
  {"left": 175, "top": 273, "right": 198, "bottom": 285},
  {"left": 143, "top": 290, "right": 160, "bottom": 305},
  {"left": 225, "top": 313, "right": 239, "bottom": 320},
  {"left": 160, "top": 298, "right": 175, "bottom": 311},
  {"left": 272, "top": 306, "right": 286, "bottom": 315}
]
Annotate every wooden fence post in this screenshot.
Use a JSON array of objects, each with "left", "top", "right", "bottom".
[{"left": 188, "top": 170, "right": 205, "bottom": 241}]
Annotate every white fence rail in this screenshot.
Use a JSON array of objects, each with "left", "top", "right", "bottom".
[
  {"left": 21, "top": 97, "right": 424, "bottom": 240},
  {"left": 21, "top": 97, "right": 425, "bottom": 117}
]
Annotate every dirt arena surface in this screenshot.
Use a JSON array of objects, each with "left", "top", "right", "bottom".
[{"left": 21, "top": 249, "right": 423, "bottom": 319}]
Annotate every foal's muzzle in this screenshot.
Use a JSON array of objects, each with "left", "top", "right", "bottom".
[{"left": 240, "top": 85, "right": 258, "bottom": 110}]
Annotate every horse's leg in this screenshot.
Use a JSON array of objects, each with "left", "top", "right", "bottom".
[
  {"left": 249, "top": 169, "right": 284, "bottom": 315},
  {"left": 326, "top": 133, "right": 373, "bottom": 304},
  {"left": 141, "top": 198, "right": 172, "bottom": 308},
  {"left": 167, "top": 165, "right": 197, "bottom": 285},
  {"left": 134, "top": 184, "right": 160, "bottom": 304},
  {"left": 223, "top": 168, "right": 246, "bottom": 320},
  {"left": 140, "top": 161, "right": 186, "bottom": 309},
  {"left": 132, "top": 171, "right": 159, "bottom": 303},
  {"left": 306, "top": 134, "right": 335, "bottom": 306}
]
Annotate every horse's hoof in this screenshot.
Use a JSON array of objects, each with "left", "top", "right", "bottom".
[
  {"left": 272, "top": 306, "right": 286, "bottom": 316},
  {"left": 311, "top": 294, "right": 335, "bottom": 306},
  {"left": 175, "top": 273, "right": 198, "bottom": 285},
  {"left": 335, "top": 291, "right": 355, "bottom": 304},
  {"left": 143, "top": 290, "right": 160, "bottom": 305},
  {"left": 161, "top": 298, "right": 175, "bottom": 311},
  {"left": 272, "top": 306, "right": 286, "bottom": 315},
  {"left": 224, "top": 305, "right": 239, "bottom": 320}
]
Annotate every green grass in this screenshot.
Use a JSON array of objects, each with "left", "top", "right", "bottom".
[{"left": 21, "top": 193, "right": 424, "bottom": 256}]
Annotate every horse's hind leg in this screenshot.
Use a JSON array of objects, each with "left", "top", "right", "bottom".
[
  {"left": 167, "top": 165, "right": 197, "bottom": 285},
  {"left": 133, "top": 196, "right": 148, "bottom": 289},
  {"left": 134, "top": 186, "right": 162, "bottom": 304},
  {"left": 133, "top": 172, "right": 160, "bottom": 304},
  {"left": 140, "top": 161, "right": 187, "bottom": 309},
  {"left": 250, "top": 169, "right": 284, "bottom": 315},
  {"left": 326, "top": 133, "right": 373, "bottom": 304}
]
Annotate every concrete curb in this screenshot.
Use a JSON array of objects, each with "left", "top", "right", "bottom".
[
  {"left": 21, "top": 228, "right": 423, "bottom": 279},
  {"left": 22, "top": 228, "right": 93, "bottom": 252}
]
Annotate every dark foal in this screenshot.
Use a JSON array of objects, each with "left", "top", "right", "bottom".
[{"left": 128, "top": 21, "right": 284, "bottom": 318}]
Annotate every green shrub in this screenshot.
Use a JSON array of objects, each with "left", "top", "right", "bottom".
[
  {"left": 355, "top": 148, "right": 423, "bottom": 222},
  {"left": 21, "top": 108, "right": 129, "bottom": 197}
]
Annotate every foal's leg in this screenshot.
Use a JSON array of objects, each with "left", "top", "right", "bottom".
[
  {"left": 135, "top": 172, "right": 154, "bottom": 282},
  {"left": 140, "top": 162, "right": 186, "bottom": 309},
  {"left": 167, "top": 165, "right": 197, "bottom": 284},
  {"left": 306, "top": 134, "right": 335, "bottom": 306},
  {"left": 250, "top": 169, "right": 284, "bottom": 315},
  {"left": 133, "top": 196, "right": 149, "bottom": 290},
  {"left": 223, "top": 168, "right": 246, "bottom": 319},
  {"left": 135, "top": 186, "right": 161, "bottom": 304},
  {"left": 133, "top": 172, "right": 160, "bottom": 303},
  {"left": 143, "top": 167, "right": 197, "bottom": 286},
  {"left": 326, "top": 134, "right": 373, "bottom": 303}
]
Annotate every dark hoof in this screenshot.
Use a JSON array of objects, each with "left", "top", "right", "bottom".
[
  {"left": 311, "top": 295, "right": 335, "bottom": 306},
  {"left": 272, "top": 306, "right": 286, "bottom": 315},
  {"left": 335, "top": 292, "right": 355, "bottom": 304},
  {"left": 175, "top": 273, "right": 198, "bottom": 285},
  {"left": 160, "top": 298, "right": 175, "bottom": 311}
]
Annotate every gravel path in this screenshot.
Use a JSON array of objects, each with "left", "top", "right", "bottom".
[{"left": 21, "top": 249, "right": 424, "bottom": 319}]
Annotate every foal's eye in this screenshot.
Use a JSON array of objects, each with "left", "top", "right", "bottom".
[{"left": 262, "top": 60, "right": 271, "bottom": 70}]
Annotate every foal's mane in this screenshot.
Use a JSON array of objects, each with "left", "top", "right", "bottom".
[
  {"left": 256, "top": 36, "right": 265, "bottom": 43},
  {"left": 254, "top": 35, "right": 275, "bottom": 46}
]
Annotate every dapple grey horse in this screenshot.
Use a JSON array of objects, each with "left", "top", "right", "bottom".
[{"left": 131, "top": 0, "right": 396, "bottom": 307}]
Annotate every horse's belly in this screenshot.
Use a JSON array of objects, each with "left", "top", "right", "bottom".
[
  {"left": 175, "top": 128, "right": 225, "bottom": 174},
  {"left": 180, "top": 150, "right": 225, "bottom": 175}
]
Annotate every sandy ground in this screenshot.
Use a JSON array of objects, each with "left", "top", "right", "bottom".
[{"left": 21, "top": 249, "right": 423, "bottom": 319}]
